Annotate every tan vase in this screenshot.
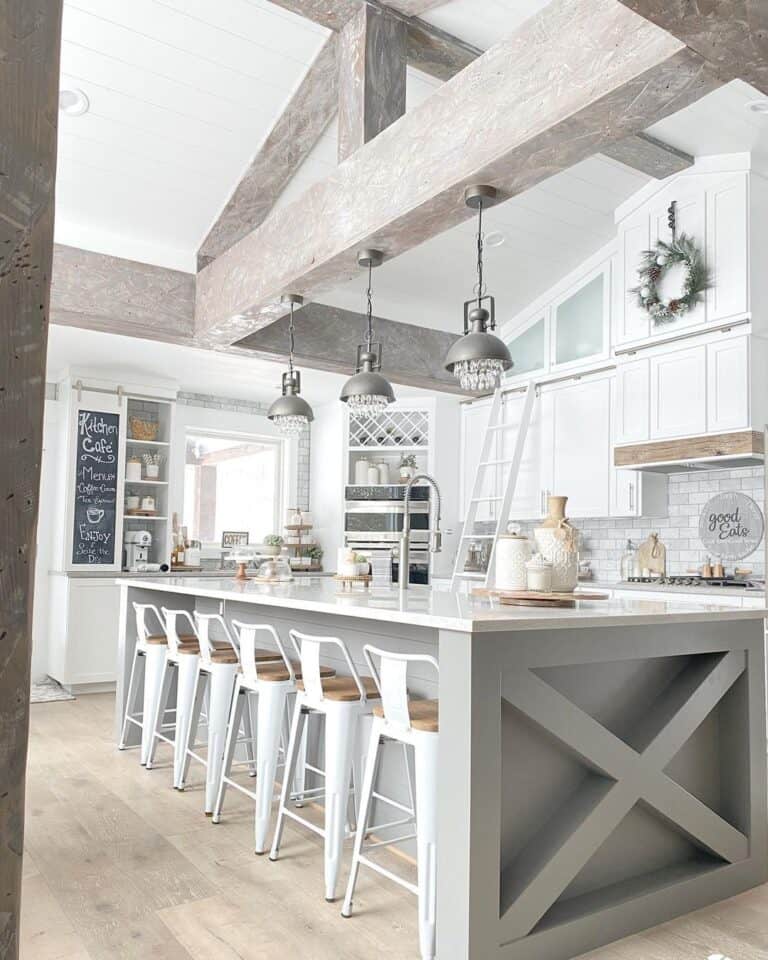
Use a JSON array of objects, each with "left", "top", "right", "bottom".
[{"left": 534, "top": 495, "right": 578, "bottom": 592}]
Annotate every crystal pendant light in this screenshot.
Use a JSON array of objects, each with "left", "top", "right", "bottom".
[
  {"left": 444, "top": 185, "right": 513, "bottom": 391},
  {"left": 339, "top": 249, "right": 395, "bottom": 417},
  {"left": 267, "top": 294, "right": 314, "bottom": 437}
]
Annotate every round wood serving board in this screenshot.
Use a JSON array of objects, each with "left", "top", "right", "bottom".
[
  {"left": 472, "top": 588, "right": 609, "bottom": 602},
  {"left": 500, "top": 596, "right": 576, "bottom": 608}
]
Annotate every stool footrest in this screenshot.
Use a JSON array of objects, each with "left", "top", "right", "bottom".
[{"left": 357, "top": 855, "right": 418, "bottom": 896}]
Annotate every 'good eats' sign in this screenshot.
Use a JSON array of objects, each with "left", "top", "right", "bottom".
[{"left": 698, "top": 491, "right": 764, "bottom": 562}]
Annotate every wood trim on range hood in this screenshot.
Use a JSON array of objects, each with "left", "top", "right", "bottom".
[{"left": 615, "top": 431, "right": 765, "bottom": 473}]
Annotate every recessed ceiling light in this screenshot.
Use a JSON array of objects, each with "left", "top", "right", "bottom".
[
  {"left": 746, "top": 99, "right": 768, "bottom": 115},
  {"left": 59, "top": 88, "right": 90, "bottom": 116},
  {"left": 485, "top": 230, "right": 506, "bottom": 248}
]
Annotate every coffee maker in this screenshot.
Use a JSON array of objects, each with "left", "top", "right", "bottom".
[{"left": 124, "top": 529, "right": 152, "bottom": 570}]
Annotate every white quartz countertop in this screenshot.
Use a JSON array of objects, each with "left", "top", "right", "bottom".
[{"left": 119, "top": 577, "right": 767, "bottom": 634}]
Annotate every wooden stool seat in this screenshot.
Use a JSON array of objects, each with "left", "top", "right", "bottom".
[
  {"left": 146, "top": 633, "right": 197, "bottom": 646},
  {"left": 296, "top": 675, "right": 381, "bottom": 702},
  {"left": 373, "top": 698, "right": 439, "bottom": 732},
  {"left": 176, "top": 641, "right": 201, "bottom": 655},
  {"left": 248, "top": 662, "right": 336, "bottom": 683}
]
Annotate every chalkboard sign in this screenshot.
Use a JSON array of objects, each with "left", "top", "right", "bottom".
[{"left": 72, "top": 410, "right": 120, "bottom": 565}]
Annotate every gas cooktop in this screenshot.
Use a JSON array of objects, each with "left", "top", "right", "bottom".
[{"left": 626, "top": 575, "right": 764, "bottom": 590}]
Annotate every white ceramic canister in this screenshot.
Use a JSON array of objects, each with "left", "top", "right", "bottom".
[
  {"left": 526, "top": 556, "right": 553, "bottom": 593},
  {"left": 377, "top": 460, "right": 390, "bottom": 484},
  {"left": 367, "top": 464, "right": 380, "bottom": 484},
  {"left": 533, "top": 527, "right": 579, "bottom": 592},
  {"left": 126, "top": 459, "right": 142, "bottom": 482},
  {"left": 494, "top": 532, "right": 532, "bottom": 591},
  {"left": 354, "top": 458, "right": 369, "bottom": 485}
]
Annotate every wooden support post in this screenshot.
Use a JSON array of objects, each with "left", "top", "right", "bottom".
[
  {"left": 338, "top": 3, "right": 407, "bottom": 162},
  {"left": 0, "top": 1, "right": 63, "bottom": 956}
]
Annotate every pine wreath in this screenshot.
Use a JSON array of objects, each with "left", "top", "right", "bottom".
[{"left": 631, "top": 233, "right": 711, "bottom": 326}]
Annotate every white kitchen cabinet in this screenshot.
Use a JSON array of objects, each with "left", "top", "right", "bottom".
[
  {"left": 649, "top": 343, "right": 707, "bottom": 439},
  {"left": 614, "top": 357, "right": 650, "bottom": 444},
  {"left": 550, "top": 264, "right": 610, "bottom": 370},
  {"left": 460, "top": 397, "right": 494, "bottom": 522},
  {"left": 706, "top": 172, "right": 749, "bottom": 324},
  {"left": 707, "top": 332, "right": 750, "bottom": 432},
  {"left": 611, "top": 469, "right": 668, "bottom": 518},
  {"left": 48, "top": 576, "right": 121, "bottom": 691},
  {"left": 614, "top": 215, "right": 650, "bottom": 345},
  {"left": 505, "top": 314, "right": 548, "bottom": 379},
  {"left": 548, "top": 376, "right": 611, "bottom": 518},
  {"left": 503, "top": 390, "right": 549, "bottom": 521}
]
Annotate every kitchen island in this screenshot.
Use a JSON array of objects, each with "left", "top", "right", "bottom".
[{"left": 115, "top": 577, "right": 768, "bottom": 960}]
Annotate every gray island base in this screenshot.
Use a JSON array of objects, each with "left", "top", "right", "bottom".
[{"left": 116, "top": 578, "right": 768, "bottom": 960}]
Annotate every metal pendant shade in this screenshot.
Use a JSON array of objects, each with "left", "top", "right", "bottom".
[
  {"left": 267, "top": 294, "right": 314, "bottom": 437},
  {"left": 340, "top": 249, "right": 395, "bottom": 417},
  {"left": 445, "top": 186, "right": 512, "bottom": 391}
]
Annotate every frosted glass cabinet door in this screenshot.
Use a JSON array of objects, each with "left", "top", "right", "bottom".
[
  {"left": 552, "top": 268, "right": 608, "bottom": 368},
  {"left": 505, "top": 315, "right": 547, "bottom": 379}
]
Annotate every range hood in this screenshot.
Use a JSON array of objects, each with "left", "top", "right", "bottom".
[{"left": 615, "top": 430, "right": 764, "bottom": 474}]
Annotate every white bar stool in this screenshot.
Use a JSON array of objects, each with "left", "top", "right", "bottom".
[
  {"left": 212, "top": 621, "right": 336, "bottom": 853},
  {"left": 178, "top": 613, "right": 280, "bottom": 813},
  {"left": 144, "top": 608, "right": 200, "bottom": 775},
  {"left": 118, "top": 602, "right": 176, "bottom": 765},
  {"left": 342, "top": 645, "right": 439, "bottom": 960},
  {"left": 269, "top": 629, "right": 382, "bottom": 902}
]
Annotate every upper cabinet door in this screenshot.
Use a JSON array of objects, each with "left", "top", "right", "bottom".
[
  {"left": 707, "top": 333, "right": 750, "bottom": 433},
  {"left": 706, "top": 172, "right": 749, "bottom": 324},
  {"left": 550, "top": 377, "right": 611, "bottom": 518},
  {"left": 649, "top": 184, "right": 707, "bottom": 336},
  {"left": 615, "top": 358, "right": 650, "bottom": 445},
  {"left": 505, "top": 313, "right": 548, "bottom": 382},
  {"left": 649, "top": 343, "right": 707, "bottom": 439},
  {"left": 615, "top": 216, "right": 651, "bottom": 345},
  {"left": 551, "top": 265, "right": 610, "bottom": 370},
  {"left": 460, "top": 398, "right": 495, "bottom": 522}
]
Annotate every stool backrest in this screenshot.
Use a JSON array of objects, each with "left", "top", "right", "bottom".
[
  {"left": 289, "top": 629, "right": 366, "bottom": 703},
  {"left": 132, "top": 602, "right": 164, "bottom": 646},
  {"left": 231, "top": 621, "right": 292, "bottom": 684},
  {"left": 364, "top": 645, "right": 439, "bottom": 734},
  {"left": 194, "top": 612, "right": 238, "bottom": 667},
  {"left": 161, "top": 607, "right": 197, "bottom": 656}
]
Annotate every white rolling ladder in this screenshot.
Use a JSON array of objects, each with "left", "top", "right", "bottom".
[{"left": 451, "top": 381, "right": 536, "bottom": 589}]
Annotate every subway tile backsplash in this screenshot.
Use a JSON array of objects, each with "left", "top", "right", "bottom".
[{"left": 512, "top": 467, "right": 765, "bottom": 583}]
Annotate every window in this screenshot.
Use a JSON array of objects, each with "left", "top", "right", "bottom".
[{"left": 183, "top": 431, "right": 282, "bottom": 545}]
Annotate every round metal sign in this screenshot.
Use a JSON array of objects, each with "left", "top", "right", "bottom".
[{"left": 698, "top": 492, "right": 764, "bottom": 561}]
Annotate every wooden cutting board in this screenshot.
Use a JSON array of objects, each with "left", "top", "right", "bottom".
[
  {"left": 500, "top": 596, "right": 576, "bottom": 608},
  {"left": 473, "top": 588, "right": 609, "bottom": 602}
]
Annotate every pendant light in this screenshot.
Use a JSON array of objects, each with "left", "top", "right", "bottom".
[
  {"left": 267, "top": 293, "right": 314, "bottom": 437},
  {"left": 444, "top": 185, "right": 513, "bottom": 391},
  {"left": 339, "top": 249, "right": 395, "bottom": 417}
]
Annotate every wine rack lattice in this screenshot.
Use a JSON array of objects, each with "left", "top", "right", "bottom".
[{"left": 348, "top": 409, "right": 429, "bottom": 448}]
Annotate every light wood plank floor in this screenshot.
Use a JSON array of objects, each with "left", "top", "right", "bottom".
[{"left": 22, "top": 694, "right": 768, "bottom": 960}]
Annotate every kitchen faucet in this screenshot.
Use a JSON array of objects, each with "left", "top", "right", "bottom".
[{"left": 399, "top": 473, "right": 442, "bottom": 590}]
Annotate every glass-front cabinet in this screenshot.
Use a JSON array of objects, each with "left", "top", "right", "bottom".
[{"left": 504, "top": 259, "right": 611, "bottom": 383}]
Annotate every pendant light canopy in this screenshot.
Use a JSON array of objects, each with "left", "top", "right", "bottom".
[
  {"left": 339, "top": 249, "right": 395, "bottom": 417},
  {"left": 444, "top": 185, "right": 513, "bottom": 391},
  {"left": 267, "top": 294, "right": 314, "bottom": 437}
]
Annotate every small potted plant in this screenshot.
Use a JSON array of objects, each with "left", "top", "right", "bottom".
[
  {"left": 262, "top": 534, "right": 284, "bottom": 557},
  {"left": 307, "top": 544, "right": 323, "bottom": 569},
  {"left": 142, "top": 451, "right": 164, "bottom": 479},
  {"left": 399, "top": 453, "right": 418, "bottom": 482}
]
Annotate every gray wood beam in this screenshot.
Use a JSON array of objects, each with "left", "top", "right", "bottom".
[
  {"left": 51, "top": 246, "right": 195, "bottom": 345},
  {"left": 338, "top": 4, "right": 407, "bottom": 162},
  {"left": 0, "top": 2, "right": 62, "bottom": 957},
  {"left": 197, "top": 34, "right": 338, "bottom": 268},
  {"left": 235, "top": 302, "right": 466, "bottom": 393},
  {"left": 602, "top": 131, "right": 693, "bottom": 178},
  {"left": 386, "top": 0, "right": 448, "bottom": 14},
  {"left": 195, "top": 0, "right": 720, "bottom": 348},
  {"left": 617, "top": 0, "right": 768, "bottom": 95},
  {"left": 267, "top": 0, "right": 480, "bottom": 80}
]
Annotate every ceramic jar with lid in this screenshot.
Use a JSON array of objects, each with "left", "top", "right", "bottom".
[
  {"left": 525, "top": 556, "right": 553, "bottom": 592},
  {"left": 495, "top": 531, "right": 531, "bottom": 591}
]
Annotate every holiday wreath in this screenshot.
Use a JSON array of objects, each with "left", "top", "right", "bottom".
[{"left": 631, "top": 232, "right": 711, "bottom": 326}]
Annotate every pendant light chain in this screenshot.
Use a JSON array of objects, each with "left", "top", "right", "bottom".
[
  {"left": 365, "top": 260, "right": 374, "bottom": 349},
  {"left": 287, "top": 299, "right": 296, "bottom": 374},
  {"left": 475, "top": 198, "right": 485, "bottom": 304}
]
